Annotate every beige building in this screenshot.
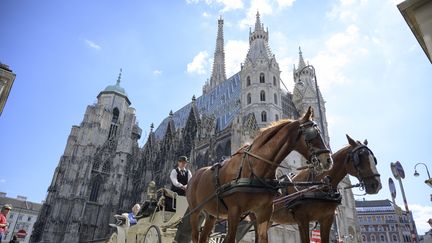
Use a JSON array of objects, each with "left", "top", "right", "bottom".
[
  {"left": 398, "top": 0, "right": 432, "bottom": 63},
  {"left": 0, "top": 63, "right": 16, "bottom": 116},
  {"left": 0, "top": 192, "right": 42, "bottom": 243}
]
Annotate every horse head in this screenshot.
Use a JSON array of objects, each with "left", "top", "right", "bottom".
[
  {"left": 296, "top": 106, "right": 333, "bottom": 170},
  {"left": 345, "top": 134, "right": 382, "bottom": 194}
]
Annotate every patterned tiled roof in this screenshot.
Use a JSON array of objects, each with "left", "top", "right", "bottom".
[{"left": 154, "top": 73, "right": 241, "bottom": 140}]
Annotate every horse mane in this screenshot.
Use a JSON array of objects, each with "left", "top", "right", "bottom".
[{"left": 255, "top": 119, "right": 296, "bottom": 145}]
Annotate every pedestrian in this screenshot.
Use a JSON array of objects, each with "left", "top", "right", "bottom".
[
  {"left": 9, "top": 235, "right": 18, "bottom": 243},
  {"left": 0, "top": 204, "right": 12, "bottom": 243}
]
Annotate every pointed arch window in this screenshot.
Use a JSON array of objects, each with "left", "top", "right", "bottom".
[
  {"left": 275, "top": 114, "right": 279, "bottom": 121},
  {"left": 261, "top": 111, "right": 267, "bottom": 122},
  {"left": 108, "top": 108, "right": 120, "bottom": 139},
  {"left": 274, "top": 93, "right": 278, "bottom": 104},
  {"left": 273, "top": 76, "right": 277, "bottom": 86},
  {"left": 89, "top": 176, "right": 103, "bottom": 202},
  {"left": 112, "top": 108, "right": 119, "bottom": 123},
  {"left": 102, "top": 161, "right": 111, "bottom": 173},
  {"left": 260, "top": 73, "right": 265, "bottom": 83},
  {"left": 92, "top": 157, "right": 101, "bottom": 171},
  {"left": 247, "top": 93, "right": 251, "bottom": 105},
  {"left": 246, "top": 76, "right": 251, "bottom": 86},
  {"left": 260, "top": 90, "right": 266, "bottom": 101}
]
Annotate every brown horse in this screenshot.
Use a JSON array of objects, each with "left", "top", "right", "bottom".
[
  {"left": 186, "top": 107, "right": 333, "bottom": 243},
  {"left": 270, "top": 135, "right": 382, "bottom": 243}
]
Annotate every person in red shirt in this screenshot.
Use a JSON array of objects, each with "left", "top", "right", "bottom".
[{"left": 0, "top": 204, "right": 12, "bottom": 243}]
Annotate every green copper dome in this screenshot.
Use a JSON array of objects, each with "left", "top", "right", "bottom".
[
  {"left": 103, "top": 82, "right": 127, "bottom": 97},
  {"left": 98, "top": 69, "right": 131, "bottom": 105}
]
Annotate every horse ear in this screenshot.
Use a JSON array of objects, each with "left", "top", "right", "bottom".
[
  {"left": 363, "top": 139, "right": 368, "bottom": 145},
  {"left": 346, "top": 134, "right": 357, "bottom": 146},
  {"left": 301, "top": 106, "right": 314, "bottom": 122}
]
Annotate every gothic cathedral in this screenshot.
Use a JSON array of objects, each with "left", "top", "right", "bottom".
[{"left": 32, "top": 13, "right": 360, "bottom": 243}]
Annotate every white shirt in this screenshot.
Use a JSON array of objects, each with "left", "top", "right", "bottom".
[{"left": 170, "top": 167, "right": 192, "bottom": 188}]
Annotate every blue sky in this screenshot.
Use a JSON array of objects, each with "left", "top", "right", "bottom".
[{"left": 1, "top": 0, "right": 431, "bottom": 233}]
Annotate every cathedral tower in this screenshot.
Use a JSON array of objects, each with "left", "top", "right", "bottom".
[
  {"left": 292, "top": 47, "right": 330, "bottom": 144},
  {"left": 31, "top": 71, "right": 142, "bottom": 243},
  {"left": 240, "top": 12, "right": 282, "bottom": 129},
  {"left": 203, "top": 17, "right": 227, "bottom": 94}
]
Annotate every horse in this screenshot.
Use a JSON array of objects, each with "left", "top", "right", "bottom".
[
  {"left": 186, "top": 107, "right": 333, "bottom": 243},
  {"left": 269, "top": 134, "right": 382, "bottom": 243}
]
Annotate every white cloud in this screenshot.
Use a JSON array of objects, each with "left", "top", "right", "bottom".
[
  {"left": 187, "top": 51, "right": 210, "bottom": 75},
  {"left": 186, "top": 0, "right": 243, "bottom": 12},
  {"left": 239, "top": 0, "right": 273, "bottom": 29},
  {"left": 411, "top": 204, "right": 432, "bottom": 233},
  {"left": 153, "top": 70, "right": 162, "bottom": 76},
  {"left": 276, "top": 0, "right": 295, "bottom": 8},
  {"left": 225, "top": 40, "right": 249, "bottom": 76},
  {"left": 307, "top": 24, "right": 368, "bottom": 91},
  {"left": 278, "top": 56, "right": 295, "bottom": 90},
  {"left": 218, "top": 0, "right": 244, "bottom": 12},
  {"left": 202, "top": 11, "right": 211, "bottom": 17},
  {"left": 84, "top": 39, "right": 101, "bottom": 50}
]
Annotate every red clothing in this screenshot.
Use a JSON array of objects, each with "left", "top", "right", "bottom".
[{"left": 0, "top": 212, "right": 7, "bottom": 233}]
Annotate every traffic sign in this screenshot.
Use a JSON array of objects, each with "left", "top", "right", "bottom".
[
  {"left": 16, "top": 229, "right": 27, "bottom": 238},
  {"left": 395, "top": 161, "right": 405, "bottom": 179},
  {"left": 389, "top": 178, "right": 397, "bottom": 199}
]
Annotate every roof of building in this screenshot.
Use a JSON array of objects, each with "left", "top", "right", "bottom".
[
  {"left": 355, "top": 199, "right": 392, "bottom": 207},
  {"left": 98, "top": 69, "right": 131, "bottom": 105},
  {"left": 154, "top": 72, "right": 241, "bottom": 140},
  {"left": 0, "top": 196, "right": 42, "bottom": 212}
]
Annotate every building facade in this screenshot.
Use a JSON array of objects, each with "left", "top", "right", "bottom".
[
  {"left": 0, "top": 192, "right": 42, "bottom": 243},
  {"left": 0, "top": 62, "right": 16, "bottom": 116},
  {"left": 356, "top": 199, "right": 417, "bottom": 243},
  {"left": 32, "top": 13, "right": 360, "bottom": 242},
  {"left": 31, "top": 74, "right": 143, "bottom": 243}
]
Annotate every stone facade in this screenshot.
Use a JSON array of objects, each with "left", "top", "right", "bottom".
[
  {"left": 0, "top": 62, "right": 16, "bottom": 116},
  {"left": 32, "top": 13, "right": 360, "bottom": 242},
  {"left": 31, "top": 75, "right": 142, "bottom": 243}
]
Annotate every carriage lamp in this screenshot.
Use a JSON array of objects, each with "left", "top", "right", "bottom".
[{"left": 147, "top": 181, "right": 157, "bottom": 200}]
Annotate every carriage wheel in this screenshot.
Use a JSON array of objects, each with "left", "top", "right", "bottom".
[
  {"left": 209, "top": 232, "right": 226, "bottom": 243},
  {"left": 143, "top": 225, "right": 162, "bottom": 243}
]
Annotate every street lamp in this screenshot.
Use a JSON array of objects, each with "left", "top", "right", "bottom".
[
  {"left": 296, "top": 65, "right": 326, "bottom": 141},
  {"left": 414, "top": 163, "right": 432, "bottom": 188}
]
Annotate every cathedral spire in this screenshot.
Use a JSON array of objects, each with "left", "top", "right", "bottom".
[
  {"left": 209, "top": 16, "right": 227, "bottom": 89},
  {"left": 298, "top": 47, "right": 306, "bottom": 69},
  {"left": 116, "top": 68, "right": 122, "bottom": 85},
  {"left": 255, "top": 11, "right": 263, "bottom": 31}
]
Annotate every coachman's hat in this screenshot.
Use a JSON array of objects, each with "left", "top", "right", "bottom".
[{"left": 178, "top": 156, "right": 189, "bottom": 163}]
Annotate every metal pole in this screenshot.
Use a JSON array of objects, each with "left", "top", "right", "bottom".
[
  {"left": 414, "top": 163, "right": 431, "bottom": 179},
  {"left": 391, "top": 197, "right": 405, "bottom": 242},
  {"left": 396, "top": 178, "right": 417, "bottom": 242}
]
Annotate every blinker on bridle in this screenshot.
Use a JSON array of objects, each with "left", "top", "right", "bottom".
[
  {"left": 299, "top": 121, "right": 331, "bottom": 168},
  {"left": 348, "top": 144, "right": 380, "bottom": 182}
]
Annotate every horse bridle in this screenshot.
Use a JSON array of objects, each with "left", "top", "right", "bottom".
[
  {"left": 299, "top": 120, "right": 331, "bottom": 168},
  {"left": 347, "top": 144, "right": 380, "bottom": 183}
]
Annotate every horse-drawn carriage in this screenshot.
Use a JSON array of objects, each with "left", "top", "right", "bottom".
[
  {"left": 107, "top": 187, "right": 226, "bottom": 243},
  {"left": 108, "top": 107, "right": 382, "bottom": 243}
]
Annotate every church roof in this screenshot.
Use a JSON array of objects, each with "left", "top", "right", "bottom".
[
  {"left": 154, "top": 73, "right": 241, "bottom": 140},
  {"left": 98, "top": 69, "right": 131, "bottom": 105}
]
